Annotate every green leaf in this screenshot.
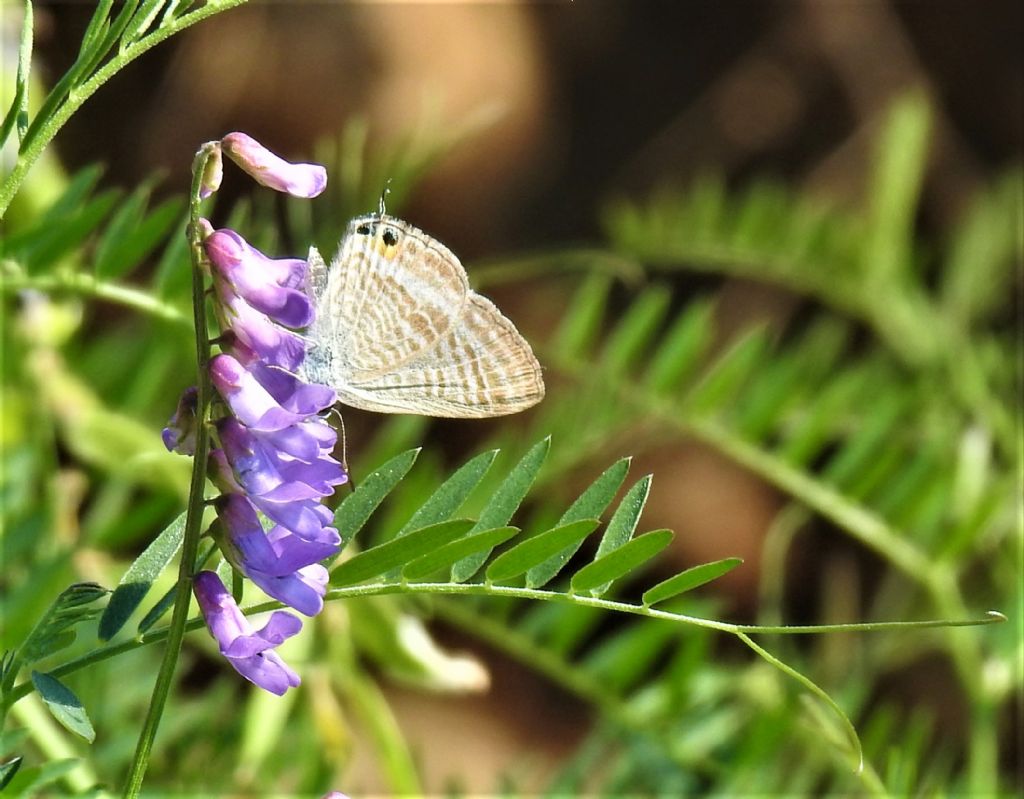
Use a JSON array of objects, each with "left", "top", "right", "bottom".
[
  {"left": 1, "top": 0, "right": 32, "bottom": 145},
  {"left": 685, "top": 328, "right": 768, "bottom": 414},
  {"left": 642, "top": 557, "right": 743, "bottom": 606},
  {"left": 601, "top": 286, "right": 670, "bottom": 374},
  {"left": 0, "top": 757, "right": 23, "bottom": 791},
  {"left": 153, "top": 206, "right": 192, "bottom": 299},
  {"left": 863, "top": 92, "right": 931, "bottom": 284},
  {"left": 486, "top": 520, "right": 599, "bottom": 584},
  {"left": 593, "top": 475, "right": 651, "bottom": 560},
  {"left": 0, "top": 758, "right": 79, "bottom": 798},
  {"left": 561, "top": 457, "right": 632, "bottom": 526},
  {"left": 95, "top": 191, "right": 183, "bottom": 280},
  {"left": 398, "top": 449, "right": 497, "bottom": 536},
  {"left": 522, "top": 456, "right": 632, "bottom": 588},
  {"left": 99, "top": 511, "right": 185, "bottom": 640},
  {"left": 30, "top": 672, "right": 95, "bottom": 743},
  {"left": 120, "top": 0, "right": 168, "bottom": 47},
  {"left": 136, "top": 584, "right": 176, "bottom": 636},
  {"left": 584, "top": 475, "right": 653, "bottom": 594},
  {"left": 24, "top": 189, "right": 121, "bottom": 273},
  {"left": 403, "top": 527, "right": 519, "bottom": 581},
  {"left": 553, "top": 274, "right": 611, "bottom": 358},
  {"left": 581, "top": 618, "right": 678, "bottom": 693},
  {"left": 20, "top": 583, "right": 108, "bottom": 664},
  {"left": 331, "top": 519, "right": 475, "bottom": 587},
  {"left": 571, "top": 529, "right": 673, "bottom": 595},
  {"left": 643, "top": 299, "right": 715, "bottom": 393},
  {"left": 451, "top": 437, "right": 550, "bottom": 582},
  {"left": 333, "top": 449, "right": 420, "bottom": 548}
]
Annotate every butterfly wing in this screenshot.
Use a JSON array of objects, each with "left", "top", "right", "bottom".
[
  {"left": 312, "top": 216, "right": 470, "bottom": 382},
  {"left": 335, "top": 293, "right": 545, "bottom": 418}
]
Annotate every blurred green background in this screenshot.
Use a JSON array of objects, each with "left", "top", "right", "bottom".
[{"left": 1, "top": 1, "right": 1021, "bottom": 795}]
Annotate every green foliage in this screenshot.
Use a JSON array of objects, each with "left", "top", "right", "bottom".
[
  {"left": 29, "top": 673, "right": 94, "bottom": 743},
  {"left": 99, "top": 512, "right": 185, "bottom": 640},
  {"left": 1, "top": 86, "right": 1017, "bottom": 797}
]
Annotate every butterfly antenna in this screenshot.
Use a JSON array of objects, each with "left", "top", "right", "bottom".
[
  {"left": 378, "top": 179, "right": 392, "bottom": 218},
  {"left": 331, "top": 407, "right": 356, "bottom": 493}
]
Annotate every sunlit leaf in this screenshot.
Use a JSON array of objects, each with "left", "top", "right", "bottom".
[{"left": 30, "top": 672, "right": 95, "bottom": 743}]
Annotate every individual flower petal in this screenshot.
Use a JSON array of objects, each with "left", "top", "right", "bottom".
[
  {"left": 257, "top": 419, "right": 337, "bottom": 462},
  {"left": 217, "top": 418, "right": 344, "bottom": 499},
  {"left": 192, "top": 571, "right": 302, "bottom": 695},
  {"left": 250, "top": 494, "right": 335, "bottom": 540},
  {"left": 210, "top": 354, "right": 307, "bottom": 431},
  {"left": 206, "top": 229, "right": 312, "bottom": 328},
  {"left": 162, "top": 386, "right": 199, "bottom": 455},
  {"left": 250, "top": 563, "right": 328, "bottom": 618},
  {"left": 218, "top": 304, "right": 307, "bottom": 371},
  {"left": 247, "top": 361, "right": 336, "bottom": 415},
  {"left": 222, "top": 132, "right": 327, "bottom": 198}
]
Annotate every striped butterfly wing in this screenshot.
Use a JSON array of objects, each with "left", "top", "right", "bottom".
[
  {"left": 306, "top": 215, "right": 544, "bottom": 418},
  {"left": 338, "top": 293, "right": 545, "bottom": 418},
  {"left": 314, "top": 215, "right": 470, "bottom": 380}
]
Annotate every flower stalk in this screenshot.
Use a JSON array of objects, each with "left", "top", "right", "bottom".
[{"left": 121, "top": 142, "right": 218, "bottom": 799}]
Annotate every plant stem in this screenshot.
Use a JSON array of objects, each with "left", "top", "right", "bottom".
[
  {"left": 3, "top": 583, "right": 1003, "bottom": 711},
  {"left": 0, "top": 0, "right": 248, "bottom": 219},
  {"left": 120, "top": 144, "right": 216, "bottom": 799},
  {"left": 0, "top": 270, "right": 190, "bottom": 326}
]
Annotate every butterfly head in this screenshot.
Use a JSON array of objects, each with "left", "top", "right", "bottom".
[{"left": 350, "top": 214, "right": 403, "bottom": 256}]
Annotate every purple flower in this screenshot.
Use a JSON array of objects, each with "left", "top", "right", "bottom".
[
  {"left": 162, "top": 386, "right": 198, "bottom": 455},
  {"left": 217, "top": 304, "right": 308, "bottom": 371},
  {"left": 215, "top": 495, "right": 337, "bottom": 616},
  {"left": 221, "top": 132, "right": 327, "bottom": 198},
  {"left": 193, "top": 571, "right": 302, "bottom": 695},
  {"left": 217, "top": 418, "right": 345, "bottom": 501},
  {"left": 210, "top": 354, "right": 308, "bottom": 431},
  {"left": 206, "top": 229, "right": 313, "bottom": 328}
]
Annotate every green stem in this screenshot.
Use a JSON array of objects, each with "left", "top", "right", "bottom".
[
  {"left": 0, "top": 0, "right": 248, "bottom": 219},
  {"left": 120, "top": 144, "right": 216, "bottom": 799},
  {"left": 0, "top": 270, "right": 190, "bottom": 326},
  {"left": 3, "top": 583, "right": 1003, "bottom": 710}
]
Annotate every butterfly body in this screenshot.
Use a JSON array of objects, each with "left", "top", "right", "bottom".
[{"left": 303, "top": 214, "right": 544, "bottom": 418}]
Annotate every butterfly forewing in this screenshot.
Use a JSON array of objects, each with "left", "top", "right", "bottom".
[
  {"left": 307, "top": 214, "right": 545, "bottom": 418},
  {"left": 324, "top": 217, "right": 470, "bottom": 378}
]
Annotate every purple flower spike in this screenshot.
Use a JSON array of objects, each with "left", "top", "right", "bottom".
[
  {"left": 206, "top": 229, "right": 313, "bottom": 328},
  {"left": 162, "top": 387, "right": 199, "bottom": 455},
  {"left": 222, "top": 132, "right": 327, "bottom": 198},
  {"left": 193, "top": 571, "right": 302, "bottom": 695}
]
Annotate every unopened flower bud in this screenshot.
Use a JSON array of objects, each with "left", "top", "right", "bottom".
[
  {"left": 199, "top": 145, "right": 223, "bottom": 199},
  {"left": 162, "top": 387, "right": 199, "bottom": 455},
  {"left": 222, "top": 132, "right": 327, "bottom": 198}
]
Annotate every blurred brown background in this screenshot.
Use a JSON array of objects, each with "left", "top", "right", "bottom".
[{"left": 26, "top": 0, "right": 1023, "bottom": 792}]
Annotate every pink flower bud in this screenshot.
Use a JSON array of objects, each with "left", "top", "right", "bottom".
[{"left": 221, "top": 132, "right": 327, "bottom": 198}]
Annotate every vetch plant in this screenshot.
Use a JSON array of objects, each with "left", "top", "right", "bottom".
[{"left": 0, "top": 5, "right": 1014, "bottom": 796}]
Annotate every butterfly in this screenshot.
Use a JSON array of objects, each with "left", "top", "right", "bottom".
[{"left": 302, "top": 214, "right": 545, "bottom": 417}]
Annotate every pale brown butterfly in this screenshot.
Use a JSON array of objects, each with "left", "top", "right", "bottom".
[{"left": 302, "top": 213, "right": 544, "bottom": 417}]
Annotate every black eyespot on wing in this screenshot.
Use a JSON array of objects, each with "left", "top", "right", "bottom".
[
  {"left": 356, "top": 224, "right": 372, "bottom": 235},
  {"left": 382, "top": 227, "right": 399, "bottom": 247}
]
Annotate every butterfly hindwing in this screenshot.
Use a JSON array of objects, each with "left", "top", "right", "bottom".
[{"left": 337, "top": 294, "right": 545, "bottom": 418}]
